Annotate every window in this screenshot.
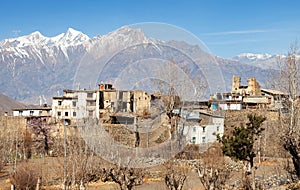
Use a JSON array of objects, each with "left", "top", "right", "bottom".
[
  {"left": 87, "top": 100, "right": 96, "bottom": 106},
  {"left": 72, "top": 101, "right": 76, "bottom": 107},
  {"left": 57, "top": 111, "right": 61, "bottom": 117},
  {"left": 73, "top": 112, "right": 76, "bottom": 117},
  {"left": 30, "top": 110, "right": 34, "bottom": 116},
  {"left": 193, "top": 127, "right": 197, "bottom": 132},
  {"left": 19, "top": 110, "right": 23, "bottom": 116},
  {"left": 202, "top": 137, "right": 206, "bottom": 143},
  {"left": 39, "top": 110, "right": 42, "bottom": 115},
  {"left": 89, "top": 110, "right": 93, "bottom": 117},
  {"left": 217, "top": 126, "right": 220, "bottom": 132},
  {"left": 202, "top": 127, "right": 206, "bottom": 133},
  {"left": 58, "top": 101, "right": 62, "bottom": 106},
  {"left": 87, "top": 93, "right": 93, "bottom": 98},
  {"left": 65, "top": 112, "right": 68, "bottom": 116},
  {"left": 191, "top": 137, "right": 196, "bottom": 143}
]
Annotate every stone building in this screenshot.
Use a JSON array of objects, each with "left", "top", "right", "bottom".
[
  {"left": 211, "top": 76, "right": 284, "bottom": 110},
  {"left": 231, "top": 75, "right": 261, "bottom": 96},
  {"left": 52, "top": 84, "right": 151, "bottom": 124}
]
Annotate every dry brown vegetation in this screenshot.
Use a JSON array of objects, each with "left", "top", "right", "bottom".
[{"left": 0, "top": 108, "right": 298, "bottom": 189}]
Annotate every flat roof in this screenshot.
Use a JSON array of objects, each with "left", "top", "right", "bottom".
[
  {"left": 261, "top": 89, "right": 287, "bottom": 95},
  {"left": 52, "top": 96, "right": 75, "bottom": 100},
  {"left": 12, "top": 106, "right": 51, "bottom": 111}
]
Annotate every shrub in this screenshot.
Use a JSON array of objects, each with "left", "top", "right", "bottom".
[{"left": 10, "top": 166, "right": 39, "bottom": 190}]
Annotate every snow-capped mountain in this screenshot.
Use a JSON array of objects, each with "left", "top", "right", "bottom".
[
  {"left": 0, "top": 27, "right": 278, "bottom": 103},
  {"left": 0, "top": 28, "right": 89, "bottom": 48},
  {"left": 235, "top": 53, "right": 274, "bottom": 60},
  {"left": 0, "top": 28, "right": 89, "bottom": 64},
  {"left": 0, "top": 27, "right": 156, "bottom": 103},
  {"left": 232, "top": 53, "right": 281, "bottom": 70}
]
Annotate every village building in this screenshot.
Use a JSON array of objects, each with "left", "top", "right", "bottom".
[
  {"left": 12, "top": 106, "right": 52, "bottom": 117},
  {"left": 210, "top": 92, "right": 244, "bottom": 110},
  {"left": 52, "top": 89, "right": 99, "bottom": 125},
  {"left": 210, "top": 76, "right": 285, "bottom": 110},
  {"left": 187, "top": 111, "right": 224, "bottom": 145},
  {"left": 51, "top": 83, "right": 151, "bottom": 125}
]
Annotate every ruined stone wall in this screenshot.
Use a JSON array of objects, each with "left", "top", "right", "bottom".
[
  {"left": 247, "top": 77, "right": 261, "bottom": 96},
  {"left": 231, "top": 75, "right": 241, "bottom": 93}
]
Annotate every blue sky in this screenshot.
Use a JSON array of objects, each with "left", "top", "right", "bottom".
[{"left": 1, "top": 0, "right": 300, "bottom": 58}]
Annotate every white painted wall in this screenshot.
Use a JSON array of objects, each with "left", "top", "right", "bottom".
[
  {"left": 219, "top": 103, "right": 242, "bottom": 110},
  {"left": 188, "top": 117, "right": 224, "bottom": 145}
]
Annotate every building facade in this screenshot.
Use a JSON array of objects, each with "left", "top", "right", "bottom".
[
  {"left": 51, "top": 84, "right": 151, "bottom": 124},
  {"left": 187, "top": 112, "right": 224, "bottom": 144},
  {"left": 13, "top": 106, "right": 51, "bottom": 117}
]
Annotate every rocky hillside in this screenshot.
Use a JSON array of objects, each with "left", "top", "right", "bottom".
[{"left": 0, "top": 93, "right": 26, "bottom": 115}]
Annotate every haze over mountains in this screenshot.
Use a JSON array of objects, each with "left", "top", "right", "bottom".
[{"left": 0, "top": 27, "right": 278, "bottom": 104}]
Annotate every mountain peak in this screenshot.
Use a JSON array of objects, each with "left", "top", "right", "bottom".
[
  {"left": 65, "top": 28, "right": 84, "bottom": 37},
  {"left": 57, "top": 28, "right": 89, "bottom": 46},
  {"left": 29, "top": 31, "right": 44, "bottom": 37}
]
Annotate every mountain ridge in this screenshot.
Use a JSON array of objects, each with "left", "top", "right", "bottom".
[{"left": 0, "top": 27, "right": 279, "bottom": 103}]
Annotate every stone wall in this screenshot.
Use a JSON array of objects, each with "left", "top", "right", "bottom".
[{"left": 0, "top": 116, "right": 27, "bottom": 130}]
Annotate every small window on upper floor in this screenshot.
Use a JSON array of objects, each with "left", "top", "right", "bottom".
[
  {"left": 58, "top": 101, "right": 62, "bottom": 106},
  {"left": 57, "top": 111, "right": 61, "bottom": 117},
  {"left": 65, "top": 112, "right": 68, "bottom": 117},
  {"left": 202, "top": 127, "right": 206, "bottom": 132},
  {"left": 72, "top": 101, "right": 76, "bottom": 107},
  {"left": 87, "top": 93, "right": 93, "bottom": 98},
  {"left": 202, "top": 136, "right": 206, "bottom": 142},
  {"left": 193, "top": 127, "right": 197, "bottom": 132},
  {"left": 30, "top": 110, "right": 34, "bottom": 116}
]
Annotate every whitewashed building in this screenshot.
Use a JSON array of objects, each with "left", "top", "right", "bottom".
[
  {"left": 210, "top": 93, "right": 244, "bottom": 111},
  {"left": 187, "top": 112, "right": 224, "bottom": 144},
  {"left": 52, "top": 89, "right": 99, "bottom": 125},
  {"left": 13, "top": 106, "right": 51, "bottom": 117}
]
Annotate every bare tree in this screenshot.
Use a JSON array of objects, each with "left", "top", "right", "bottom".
[
  {"left": 164, "top": 159, "right": 188, "bottom": 190},
  {"left": 99, "top": 166, "right": 144, "bottom": 190},
  {"left": 276, "top": 41, "right": 300, "bottom": 179},
  {"left": 193, "top": 144, "right": 232, "bottom": 190},
  {"left": 0, "top": 118, "right": 29, "bottom": 168},
  {"left": 59, "top": 132, "right": 100, "bottom": 190},
  {"left": 26, "top": 116, "right": 53, "bottom": 156}
]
